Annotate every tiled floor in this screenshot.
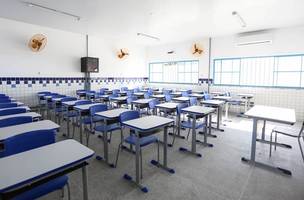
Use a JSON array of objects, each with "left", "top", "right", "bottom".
[{"left": 43, "top": 115, "right": 304, "bottom": 200}]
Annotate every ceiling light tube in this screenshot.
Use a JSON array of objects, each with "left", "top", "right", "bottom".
[
  {"left": 24, "top": 2, "right": 81, "bottom": 21},
  {"left": 232, "top": 11, "right": 246, "bottom": 28},
  {"left": 137, "top": 33, "right": 160, "bottom": 41}
]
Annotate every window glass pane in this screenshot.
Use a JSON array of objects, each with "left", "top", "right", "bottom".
[
  {"left": 276, "top": 72, "right": 300, "bottom": 87},
  {"left": 151, "top": 64, "right": 163, "bottom": 72},
  {"left": 184, "top": 73, "right": 191, "bottom": 83},
  {"left": 192, "top": 61, "right": 199, "bottom": 72},
  {"left": 214, "top": 60, "right": 221, "bottom": 72},
  {"left": 277, "top": 56, "right": 302, "bottom": 71},
  {"left": 185, "top": 62, "right": 192, "bottom": 72},
  {"left": 232, "top": 59, "right": 240, "bottom": 72},
  {"left": 153, "top": 73, "right": 163, "bottom": 82},
  {"left": 178, "top": 63, "right": 185, "bottom": 72},
  {"left": 214, "top": 73, "right": 221, "bottom": 84},
  {"left": 231, "top": 73, "right": 240, "bottom": 85},
  {"left": 301, "top": 72, "right": 304, "bottom": 88},
  {"left": 191, "top": 73, "right": 198, "bottom": 83},
  {"left": 178, "top": 73, "right": 185, "bottom": 83},
  {"left": 221, "top": 60, "right": 233, "bottom": 72},
  {"left": 221, "top": 73, "right": 233, "bottom": 84}
]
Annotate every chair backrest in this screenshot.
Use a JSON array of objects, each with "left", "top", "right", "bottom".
[
  {"left": 112, "top": 89, "right": 120, "bottom": 95},
  {"left": 147, "top": 89, "right": 153, "bottom": 95},
  {"left": 121, "top": 87, "right": 128, "bottom": 91},
  {"left": 0, "top": 116, "right": 33, "bottom": 128},
  {"left": 224, "top": 92, "right": 231, "bottom": 96},
  {"left": 165, "top": 94, "right": 172, "bottom": 102},
  {"left": 99, "top": 88, "right": 107, "bottom": 95},
  {"left": 0, "top": 99, "right": 12, "bottom": 103},
  {"left": 204, "top": 94, "right": 211, "bottom": 100},
  {"left": 0, "top": 108, "right": 27, "bottom": 116},
  {"left": 181, "top": 91, "right": 190, "bottom": 97},
  {"left": 127, "top": 91, "right": 134, "bottom": 97},
  {"left": 61, "top": 97, "right": 77, "bottom": 102},
  {"left": 149, "top": 99, "right": 160, "bottom": 109},
  {"left": 0, "top": 103, "right": 18, "bottom": 109},
  {"left": 127, "top": 96, "right": 137, "bottom": 104},
  {"left": 133, "top": 88, "right": 140, "bottom": 93},
  {"left": 0, "top": 96, "right": 10, "bottom": 100},
  {"left": 144, "top": 93, "right": 150, "bottom": 99},
  {"left": 0, "top": 94, "right": 7, "bottom": 97},
  {"left": 177, "top": 103, "right": 188, "bottom": 115},
  {"left": 189, "top": 97, "right": 198, "bottom": 106},
  {"left": 163, "top": 90, "right": 170, "bottom": 95},
  {"left": 75, "top": 100, "right": 92, "bottom": 106},
  {"left": 119, "top": 110, "right": 140, "bottom": 123},
  {"left": 90, "top": 104, "right": 108, "bottom": 115},
  {"left": 0, "top": 130, "right": 56, "bottom": 158}
]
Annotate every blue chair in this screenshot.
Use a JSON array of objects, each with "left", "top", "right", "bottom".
[
  {"left": 0, "top": 93, "right": 8, "bottom": 97},
  {"left": 81, "top": 104, "right": 108, "bottom": 146},
  {"left": 133, "top": 88, "right": 140, "bottom": 93},
  {"left": 144, "top": 93, "right": 150, "bottom": 99},
  {"left": 0, "top": 99, "right": 12, "bottom": 103},
  {"left": 115, "top": 111, "right": 160, "bottom": 178},
  {"left": 121, "top": 87, "right": 128, "bottom": 91},
  {"left": 163, "top": 90, "right": 171, "bottom": 95},
  {"left": 99, "top": 88, "right": 107, "bottom": 95},
  {"left": 76, "top": 89, "right": 86, "bottom": 99},
  {"left": 0, "top": 108, "right": 27, "bottom": 116},
  {"left": 0, "top": 129, "right": 70, "bottom": 200},
  {"left": 148, "top": 99, "right": 160, "bottom": 115},
  {"left": 0, "top": 116, "right": 33, "bottom": 128},
  {"left": 165, "top": 94, "right": 172, "bottom": 102},
  {"left": 147, "top": 89, "right": 153, "bottom": 96},
  {"left": 71, "top": 100, "right": 92, "bottom": 135},
  {"left": 189, "top": 97, "right": 198, "bottom": 106},
  {"left": 126, "top": 90, "right": 134, "bottom": 97},
  {"left": 86, "top": 90, "right": 96, "bottom": 100},
  {"left": 181, "top": 91, "right": 190, "bottom": 97},
  {"left": 203, "top": 94, "right": 212, "bottom": 100},
  {"left": 54, "top": 97, "right": 77, "bottom": 124},
  {"left": 112, "top": 89, "right": 120, "bottom": 96},
  {"left": 0, "top": 103, "right": 17, "bottom": 109},
  {"left": 0, "top": 96, "right": 10, "bottom": 100}
]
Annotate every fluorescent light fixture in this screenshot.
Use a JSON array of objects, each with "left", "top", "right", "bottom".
[
  {"left": 232, "top": 11, "right": 246, "bottom": 28},
  {"left": 237, "top": 40, "right": 272, "bottom": 46},
  {"left": 24, "top": 2, "right": 81, "bottom": 21},
  {"left": 137, "top": 33, "right": 160, "bottom": 41}
]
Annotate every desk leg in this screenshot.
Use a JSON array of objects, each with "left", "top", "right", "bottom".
[
  {"left": 79, "top": 112, "right": 83, "bottom": 144},
  {"left": 179, "top": 114, "right": 202, "bottom": 157},
  {"left": 169, "top": 112, "right": 185, "bottom": 140},
  {"left": 82, "top": 165, "right": 89, "bottom": 200},
  {"left": 95, "top": 119, "right": 114, "bottom": 167},
  {"left": 241, "top": 118, "right": 292, "bottom": 175},
  {"left": 256, "top": 120, "right": 292, "bottom": 149},
  {"left": 210, "top": 107, "right": 224, "bottom": 132},
  {"left": 196, "top": 115, "right": 214, "bottom": 147}
]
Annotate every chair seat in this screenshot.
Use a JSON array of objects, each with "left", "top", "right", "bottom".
[
  {"left": 13, "top": 176, "right": 68, "bottom": 200},
  {"left": 187, "top": 114, "right": 205, "bottom": 119},
  {"left": 95, "top": 123, "right": 120, "bottom": 132},
  {"left": 125, "top": 135, "right": 158, "bottom": 147},
  {"left": 273, "top": 126, "right": 299, "bottom": 137},
  {"left": 181, "top": 121, "right": 205, "bottom": 129},
  {"left": 81, "top": 116, "right": 104, "bottom": 124}
]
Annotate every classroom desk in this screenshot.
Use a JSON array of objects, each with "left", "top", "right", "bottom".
[
  {"left": 242, "top": 105, "right": 296, "bottom": 175},
  {"left": 122, "top": 115, "right": 174, "bottom": 192},
  {"left": 133, "top": 92, "right": 145, "bottom": 98},
  {"left": 155, "top": 102, "right": 184, "bottom": 144},
  {"left": 210, "top": 91, "right": 226, "bottom": 96},
  {"left": 50, "top": 97, "right": 69, "bottom": 123},
  {"left": 0, "top": 101, "right": 26, "bottom": 107},
  {"left": 0, "top": 140, "right": 94, "bottom": 200},
  {"left": 94, "top": 108, "right": 129, "bottom": 166},
  {"left": 96, "top": 95, "right": 110, "bottom": 104},
  {"left": 0, "top": 106, "right": 30, "bottom": 112},
  {"left": 0, "top": 112, "right": 41, "bottom": 121},
  {"left": 189, "top": 93, "right": 205, "bottom": 100},
  {"left": 110, "top": 97, "right": 128, "bottom": 108},
  {"left": 171, "top": 92, "right": 182, "bottom": 97},
  {"left": 212, "top": 96, "right": 232, "bottom": 121},
  {"left": 118, "top": 91, "right": 127, "bottom": 96},
  {"left": 62, "top": 100, "right": 88, "bottom": 137},
  {"left": 104, "top": 90, "right": 113, "bottom": 95},
  {"left": 0, "top": 120, "right": 59, "bottom": 141},
  {"left": 180, "top": 106, "right": 215, "bottom": 157},
  {"left": 153, "top": 90, "right": 163, "bottom": 95},
  {"left": 74, "top": 103, "right": 103, "bottom": 145},
  {"left": 201, "top": 100, "right": 225, "bottom": 132},
  {"left": 151, "top": 94, "right": 165, "bottom": 101},
  {"left": 131, "top": 98, "right": 154, "bottom": 110},
  {"left": 172, "top": 97, "right": 190, "bottom": 104},
  {"left": 237, "top": 93, "right": 254, "bottom": 112}
]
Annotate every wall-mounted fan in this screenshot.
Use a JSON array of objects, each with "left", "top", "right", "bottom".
[
  {"left": 192, "top": 43, "right": 203, "bottom": 55},
  {"left": 28, "top": 34, "right": 47, "bottom": 52},
  {"left": 117, "top": 49, "right": 129, "bottom": 59}
]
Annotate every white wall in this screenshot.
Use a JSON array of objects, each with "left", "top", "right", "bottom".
[
  {"left": 88, "top": 36, "right": 147, "bottom": 78},
  {"left": 146, "top": 38, "right": 210, "bottom": 91},
  {"left": 0, "top": 17, "right": 86, "bottom": 77},
  {"left": 210, "top": 26, "right": 304, "bottom": 120}
]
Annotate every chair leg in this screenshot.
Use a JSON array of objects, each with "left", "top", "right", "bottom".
[
  {"left": 275, "top": 132, "right": 278, "bottom": 151},
  {"left": 66, "top": 181, "right": 71, "bottom": 200},
  {"left": 86, "top": 129, "right": 90, "bottom": 147},
  {"left": 157, "top": 141, "right": 160, "bottom": 163},
  {"left": 298, "top": 137, "right": 304, "bottom": 163},
  {"left": 109, "top": 132, "right": 112, "bottom": 143},
  {"left": 269, "top": 131, "right": 273, "bottom": 157},
  {"left": 114, "top": 143, "right": 122, "bottom": 168},
  {"left": 72, "top": 119, "right": 76, "bottom": 138},
  {"left": 186, "top": 128, "right": 191, "bottom": 140}
]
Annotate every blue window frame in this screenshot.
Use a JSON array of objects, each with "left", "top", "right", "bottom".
[
  {"left": 149, "top": 60, "right": 199, "bottom": 84},
  {"left": 213, "top": 54, "right": 304, "bottom": 88}
]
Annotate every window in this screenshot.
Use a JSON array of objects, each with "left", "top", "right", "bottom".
[
  {"left": 149, "top": 60, "right": 199, "bottom": 84},
  {"left": 213, "top": 54, "right": 304, "bottom": 88}
]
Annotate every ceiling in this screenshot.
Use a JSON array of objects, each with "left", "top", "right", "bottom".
[{"left": 1, "top": 0, "right": 304, "bottom": 45}]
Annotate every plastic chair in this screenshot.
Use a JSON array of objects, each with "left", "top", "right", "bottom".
[
  {"left": 203, "top": 94, "right": 212, "bottom": 100},
  {"left": 71, "top": 100, "right": 92, "bottom": 136},
  {"left": 0, "top": 103, "right": 18, "bottom": 109},
  {"left": 0, "top": 129, "right": 70, "bottom": 200},
  {"left": 0, "top": 93, "right": 8, "bottom": 97},
  {"left": 0, "top": 116, "right": 33, "bottom": 128},
  {"left": 54, "top": 97, "right": 77, "bottom": 124},
  {"left": 181, "top": 91, "right": 190, "bottom": 97},
  {"left": 0, "top": 108, "right": 27, "bottom": 116},
  {"left": 189, "top": 97, "right": 198, "bottom": 106},
  {"left": 144, "top": 93, "right": 150, "bottom": 99},
  {"left": 112, "top": 89, "right": 120, "bottom": 96},
  {"left": 269, "top": 122, "right": 304, "bottom": 162},
  {"left": 0, "top": 99, "right": 12, "bottom": 103},
  {"left": 165, "top": 94, "right": 172, "bottom": 102},
  {"left": 121, "top": 87, "right": 128, "bottom": 91},
  {"left": 148, "top": 99, "right": 160, "bottom": 115},
  {"left": 115, "top": 110, "right": 160, "bottom": 179}
]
